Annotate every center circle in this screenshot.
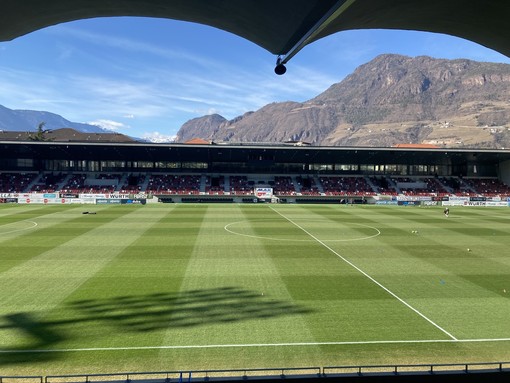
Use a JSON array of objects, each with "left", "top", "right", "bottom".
[
  {"left": 224, "top": 218, "right": 380, "bottom": 242},
  {"left": 0, "top": 220, "right": 38, "bottom": 235}
]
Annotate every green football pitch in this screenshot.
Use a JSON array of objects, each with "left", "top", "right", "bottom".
[{"left": 1, "top": 203, "right": 510, "bottom": 375}]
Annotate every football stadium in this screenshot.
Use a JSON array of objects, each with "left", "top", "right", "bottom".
[
  {"left": 1, "top": 141, "right": 510, "bottom": 382},
  {"left": 2, "top": 1, "right": 510, "bottom": 381}
]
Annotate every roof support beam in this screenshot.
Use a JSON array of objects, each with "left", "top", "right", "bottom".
[{"left": 279, "top": 0, "right": 358, "bottom": 65}]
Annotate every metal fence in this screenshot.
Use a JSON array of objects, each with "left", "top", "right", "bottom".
[
  {"left": 323, "top": 361, "right": 510, "bottom": 377},
  {"left": 2, "top": 362, "right": 509, "bottom": 383},
  {"left": 44, "top": 367, "right": 321, "bottom": 383},
  {"left": 0, "top": 377, "right": 43, "bottom": 383}
]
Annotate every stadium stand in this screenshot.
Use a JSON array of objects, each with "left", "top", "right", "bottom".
[
  {"left": 273, "top": 176, "right": 297, "bottom": 196},
  {"left": 320, "top": 176, "right": 376, "bottom": 196},
  {"left": 462, "top": 177, "right": 510, "bottom": 197},
  {"left": 0, "top": 172, "right": 37, "bottom": 193},
  {"left": 60, "top": 173, "right": 120, "bottom": 194},
  {"left": 395, "top": 177, "right": 450, "bottom": 196},
  {"left": 146, "top": 174, "right": 201, "bottom": 195},
  {"left": 30, "top": 173, "right": 68, "bottom": 193},
  {"left": 4, "top": 171, "right": 510, "bottom": 200},
  {"left": 230, "top": 175, "right": 254, "bottom": 195},
  {"left": 205, "top": 175, "right": 225, "bottom": 195},
  {"left": 296, "top": 176, "right": 321, "bottom": 196},
  {"left": 118, "top": 174, "right": 146, "bottom": 193},
  {"left": 368, "top": 176, "right": 398, "bottom": 196}
]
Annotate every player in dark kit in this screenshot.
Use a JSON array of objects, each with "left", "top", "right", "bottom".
[{"left": 444, "top": 207, "right": 449, "bottom": 217}]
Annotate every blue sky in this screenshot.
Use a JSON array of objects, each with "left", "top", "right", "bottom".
[{"left": 1, "top": 17, "right": 509, "bottom": 141}]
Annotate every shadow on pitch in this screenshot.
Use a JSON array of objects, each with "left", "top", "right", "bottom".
[
  {"left": 0, "top": 312, "right": 66, "bottom": 367},
  {"left": 0, "top": 287, "right": 312, "bottom": 366},
  {"left": 68, "top": 286, "right": 313, "bottom": 332}
]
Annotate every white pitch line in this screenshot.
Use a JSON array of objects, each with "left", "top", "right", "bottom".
[
  {"left": 0, "top": 220, "right": 38, "bottom": 235},
  {"left": 2, "top": 338, "right": 510, "bottom": 354},
  {"left": 224, "top": 219, "right": 380, "bottom": 242},
  {"left": 268, "top": 206, "right": 458, "bottom": 341}
]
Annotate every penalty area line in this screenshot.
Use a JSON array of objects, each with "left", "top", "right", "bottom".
[{"left": 1, "top": 338, "right": 510, "bottom": 354}]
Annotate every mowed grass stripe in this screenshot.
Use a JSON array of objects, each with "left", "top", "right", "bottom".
[
  {"left": 271, "top": 207, "right": 455, "bottom": 339},
  {"left": 47, "top": 204, "right": 202, "bottom": 351},
  {"left": 0, "top": 205, "right": 82, "bottom": 242},
  {"left": 158, "top": 204, "right": 238, "bottom": 368},
  {"left": 0, "top": 206, "right": 173, "bottom": 349},
  {"left": 313, "top": 205, "right": 510, "bottom": 282},
  {"left": 350, "top": 206, "right": 510, "bottom": 286},
  {"left": 0, "top": 205, "right": 116, "bottom": 273},
  {"left": 382, "top": 206, "right": 510, "bottom": 339},
  {"left": 0, "top": 205, "right": 63, "bottom": 221},
  {"left": 305, "top": 205, "right": 510, "bottom": 340},
  {"left": 235, "top": 205, "right": 324, "bottom": 365},
  {"left": 155, "top": 204, "right": 323, "bottom": 369}
]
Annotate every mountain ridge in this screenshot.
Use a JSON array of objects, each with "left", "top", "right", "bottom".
[
  {"left": 175, "top": 54, "right": 510, "bottom": 148},
  {"left": 0, "top": 104, "right": 107, "bottom": 134}
]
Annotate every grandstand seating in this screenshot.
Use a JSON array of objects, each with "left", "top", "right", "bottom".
[
  {"left": 146, "top": 174, "right": 201, "bottom": 195},
  {"left": 296, "top": 176, "right": 321, "bottom": 195},
  {"left": 462, "top": 178, "right": 510, "bottom": 197},
  {"left": 60, "top": 173, "right": 119, "bottom": 194},
  {"left": 3, "top": 172, "right": 510, "bottom": 199},
  {"left": 118, "top": 174, "right": 145, "bottom": 194},
  {"left": 0, "top": 172, "right": 37, "bottom": 193},
  {"left": 369, "top": 176, "right": 398, "bottom": 195},
  {"left": 395, "top": 177, "right": 449, "bottom": 196},
  {"left": 320, "top": 176, "right": 376, "bottom": 196},
  {"left": 230, "top": 175, "right": 253, "bottom": 195},
  {"left": 60, "top": 173, "right": 86, "bottom": 193},
  {"left": 273, "top": 176, "right": 296, "bottom": 196},
  {"left": 205, "top": 175, "right": 225, "bottom": 195},
  {"left": 30, "top": 173, "right": 68, "bottom": 193},
  {"left": 390, "top": 176, "right": 452, "bottom": 197},
  {"left": 439, "top": 177, "right": 464, "bottom": 195}
]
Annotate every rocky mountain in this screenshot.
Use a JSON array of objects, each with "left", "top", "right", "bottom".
[
  {"left": 0, "top": 104, "right": 107, "bottom": 133},
  {"left": 177, "top": 113, "right": 228, "bottom": 142},
  {"left": 175, "top": 54, "right": 510, "bottom": 148}
]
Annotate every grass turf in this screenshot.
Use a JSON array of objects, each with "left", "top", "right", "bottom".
[{"left": 0, "top": 203, "right": 509, "bottom": 375}]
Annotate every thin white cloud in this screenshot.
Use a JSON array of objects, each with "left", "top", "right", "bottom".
[
  {"left": 0, "top": 68, "right": 77, "bottom": 112},
  {"left": 88, "top": 119, "right": 129, "bottom": 131},
  {"left": 49, "top": 24, "right": 219, "bottom": 68}
]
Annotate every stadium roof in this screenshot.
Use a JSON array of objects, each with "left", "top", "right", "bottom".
[
  {"left": 1, "top": 1, "right": 509, "bottom": 69},
  {"left": 393, "top": 144, "right": 440, "bottom": 149},
  {"left": 2, "top": 141, "right": 510, "bottom": 167}
]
